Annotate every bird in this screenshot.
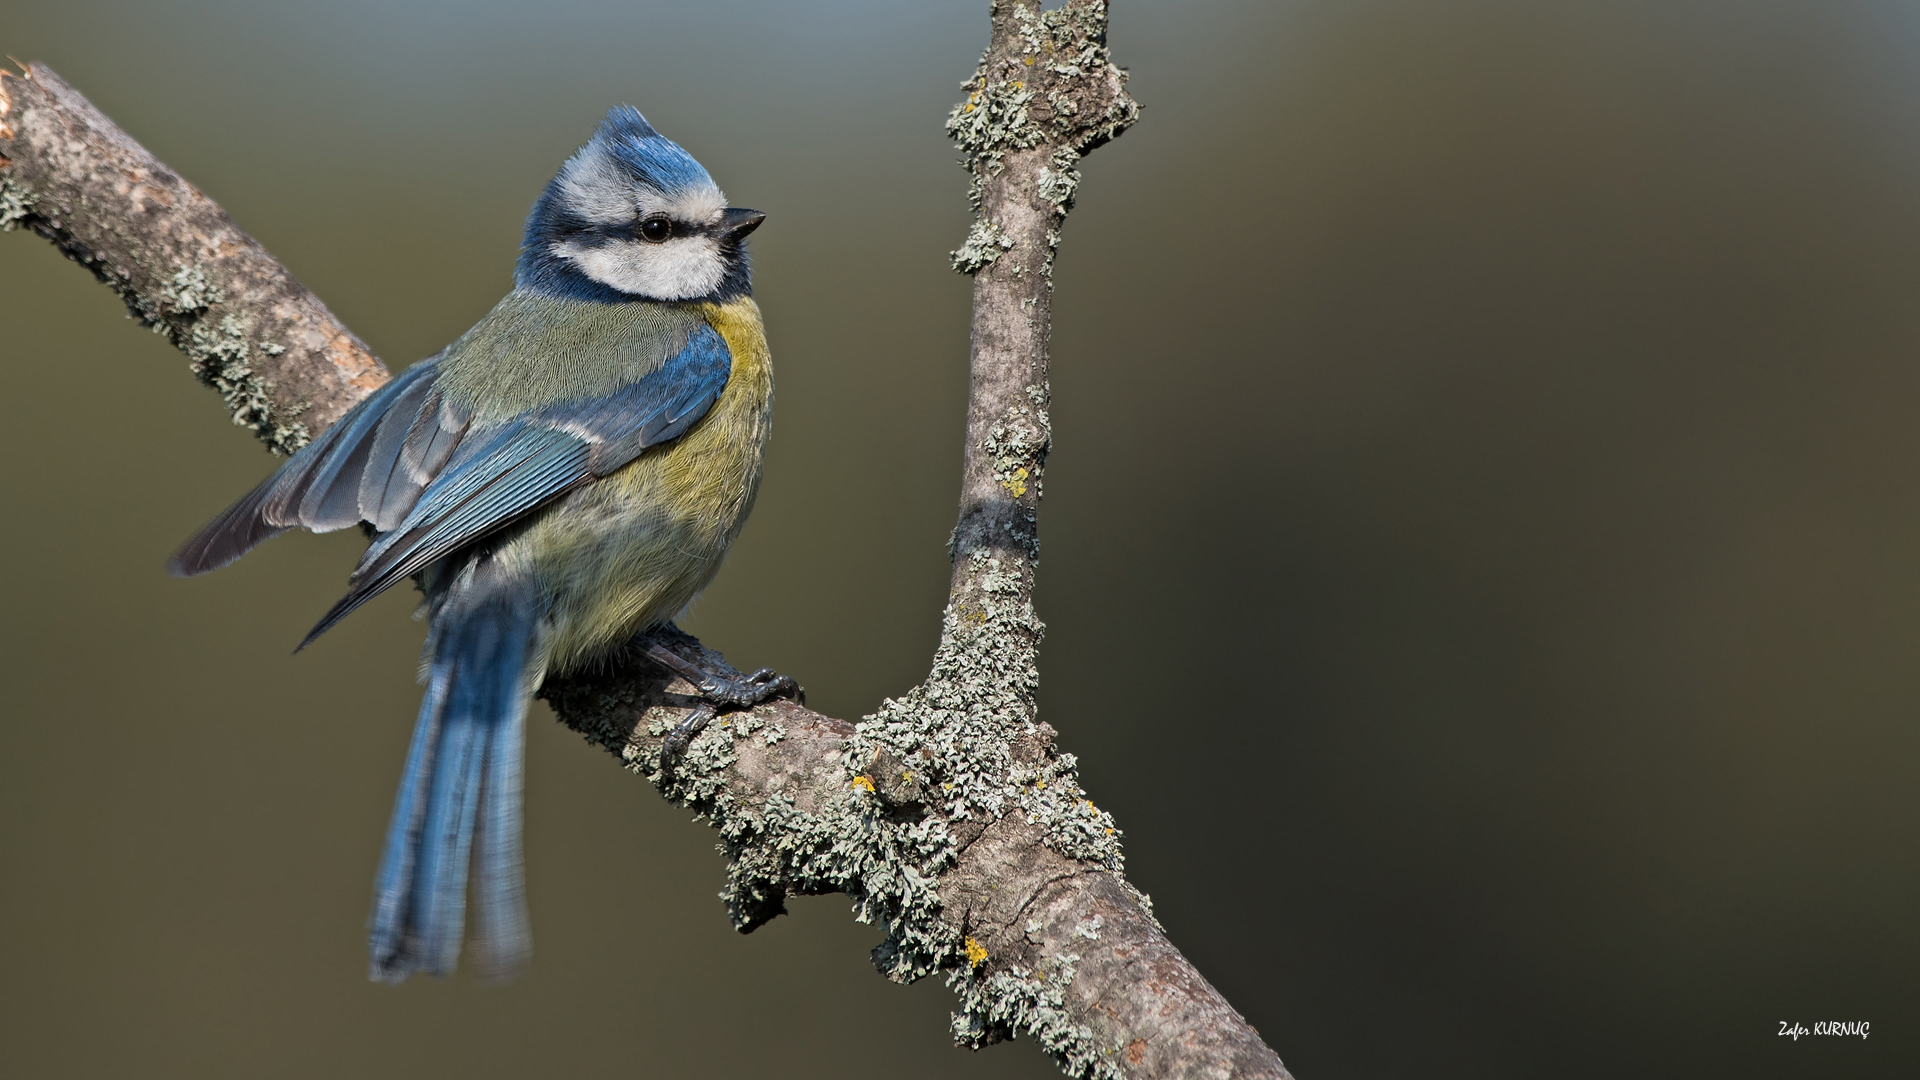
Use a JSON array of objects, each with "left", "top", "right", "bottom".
[{"left": 168, "top": 105, "right": 796, "bottom": 982}]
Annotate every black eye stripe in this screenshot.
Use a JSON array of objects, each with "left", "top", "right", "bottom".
[{"left": 598, "top": 214, "right": 723, "bottom": 243}]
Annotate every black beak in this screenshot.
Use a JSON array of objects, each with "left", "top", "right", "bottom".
[{"left": 718, "top": 207, "right": 766, "bottom": 241}]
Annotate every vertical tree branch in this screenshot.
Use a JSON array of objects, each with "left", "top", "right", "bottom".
[
  {"left": 835, "top": 4, "right": 1290, "bottom": 1075},
  {"left": 1, "top": 5, "right": 1295, "bottom": 1073},
  {"left": 946, "top": 0, "right": 1137, "bottom": 596}
]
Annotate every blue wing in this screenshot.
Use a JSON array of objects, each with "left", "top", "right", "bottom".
[
  {"left": 296, "top": 321, "right": 732, "bottom": 648},
  {"left": 168, "top": 358, "right": 466, "bottom": 576}
]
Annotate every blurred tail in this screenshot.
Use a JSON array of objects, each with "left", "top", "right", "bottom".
[{"left": 369, "top": 554, "right": 538, "bottom": 982}]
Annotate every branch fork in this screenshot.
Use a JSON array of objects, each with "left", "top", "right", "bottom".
[{"left": 1, "top": 7, "right": 1290, "bottom": 1073}]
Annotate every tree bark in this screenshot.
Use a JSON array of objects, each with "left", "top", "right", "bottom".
[
  {"left": 1, "top": 7, "right": 1292, "bottom": 1075},
  {"left": 0, "top": 65, "right": 385, "bottom": 454}
]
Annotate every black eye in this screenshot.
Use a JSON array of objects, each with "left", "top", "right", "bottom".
[{"left": 638, "top": 214, "right": 672, "bottom": 243}]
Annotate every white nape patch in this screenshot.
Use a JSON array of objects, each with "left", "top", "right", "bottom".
[
  {"left": 556, "top": 143, "right": 640, "bottom": 226},
  {"left": 554, "top": 235, "right": 727, "bottom": 300}
]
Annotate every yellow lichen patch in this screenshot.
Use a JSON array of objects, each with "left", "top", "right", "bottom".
[
  {"left": 901, "top": 769, "right": 915, "bottom": 782},
  {"left": 851, "top": 775, "right": 876, "bottom": 793},
  {"left": 965, "top": 937, "right": 989, "bottom": 968},
  {"left": 1003, "top": 466, "right": 1029, "bottom": 498}
]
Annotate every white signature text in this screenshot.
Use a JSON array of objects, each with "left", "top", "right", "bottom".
[{"left": 1779, "top": 1021, "right": 1869, "bottom": 1040}]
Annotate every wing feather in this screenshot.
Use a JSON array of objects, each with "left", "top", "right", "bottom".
[
  {"left": 168, "top": 362, "right": 442, "bottom": 576},
  {"left": 404, "top": 386, "right": 468, "bottom": 484},
  {"left": 358, "top": 371, "right": 440, "bottom": 531}
]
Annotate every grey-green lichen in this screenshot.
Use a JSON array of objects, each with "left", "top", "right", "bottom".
[
  {"left": 161, "top": 263, "right": 224, "bottom": 313},
  {"left": 0, "top": 182, "right": 311, "bottom": 452},
  {"left": 1036, "top": 146, "right": 1084, "bottom": 216},
  {"left": 951, "top": 219, "right": 1014, "bottom": 274},
  {"left": 1010, "top": 758, "right": 1120, "bottom": 868},
  {"left": 950, "top": 950, "right": 1120, "bottom": 1080},
  {"left": 550, "top": 600, "right": 1139, "bottom": 1078},
  {"left": 3, "top": 149, "right": 317, "bottom": 454},
  {"left": 0, "top": 174, "right": 33, "bottom": 231},
  {"left": 572, "top": 652, "right": 965, "bottom": 984},
  {"left": 585, "top": 546, "right": 1072, "bottom": 1001},
  {"left": 548, "top": 512, "right": 1138, "bottom": 1076},
  {"left": 850, "top": 550, "right": 1140, "bottom": 1074},
  {"left": 948, "top": 77, "right": 1042, "bottom": 214},
  {"left": 858, "top": 548, "right": 1044, "bottom": 825},
  {"left": 1025, "top": 3, "right": 1142, "bottom": 155},
  {"left": 144, "top": 264, "right": 309, "bottom": 454},
  {"left": 946, "top": 1, "right": 1141, "bottom": 277},
  {"left": 984, "top": 399, "right": 1050, "bottom": 505}
]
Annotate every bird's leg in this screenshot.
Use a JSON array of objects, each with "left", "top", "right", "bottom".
[
  {"left": 642, "top": 639, "right": 803, "bottom": 708},
  {"left": 646, "top": 639, "right": 801, "bottom": 772},
  {"left": 660, "top": 701, "right": 716, "bottom": 769}
]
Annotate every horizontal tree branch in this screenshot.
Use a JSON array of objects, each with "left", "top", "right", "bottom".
[{"left": 0, "top": 13, "right": 1291, "bottom": 1075}]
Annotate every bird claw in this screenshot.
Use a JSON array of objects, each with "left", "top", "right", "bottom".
[
  {"left": 645, "top": 639, "right": 805, "bottom": 773},
  {"left": 699, "top": 668, "right": 803, "bottom": 707},
  {"left": 750, "top": 667, "right": 806, "bottom": 706}
]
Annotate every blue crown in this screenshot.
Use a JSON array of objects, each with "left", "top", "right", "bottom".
[{"left": 590, "top": 106, "right": 713, "bottom": 197}]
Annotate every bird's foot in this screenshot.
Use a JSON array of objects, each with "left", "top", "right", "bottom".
[
  {"left": 645, "top": 639, "right": 803, "bottom": 772},
  {"left": 703, "top": 665, "right": 803, "bottom": 708},
  {"left": 643, "top": 639, "right": 803, "bottom": 708}
]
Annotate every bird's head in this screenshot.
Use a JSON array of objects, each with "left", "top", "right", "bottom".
[{"left": 518, "top": 106, "right": 763, "bottom": 302}]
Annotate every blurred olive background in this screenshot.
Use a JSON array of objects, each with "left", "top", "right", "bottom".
[{"left": 3, "top": 0, "right": 1919, "bottom": 1076}]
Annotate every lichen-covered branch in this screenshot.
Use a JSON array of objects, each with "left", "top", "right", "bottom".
[
  {"left": 830, "top": 2, "right": 1284, "bottom": 1075},
  {"left": 3, "top": 10, "right": 1292, "bottom": 1076},
  {"left": 0, "top": 63, "right": 386, "bottom": 454},
  {"left": 545, "top": 625, "right": 1292, "bottom": 1080}
]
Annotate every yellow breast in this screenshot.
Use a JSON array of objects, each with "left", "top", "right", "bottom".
[{"left": 516, "top": 296, "right": 773, "bottom": 673}]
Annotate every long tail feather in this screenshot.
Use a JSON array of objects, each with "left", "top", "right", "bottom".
[{"left": 369, "top": 557, "right": 537, "bottom": 982}]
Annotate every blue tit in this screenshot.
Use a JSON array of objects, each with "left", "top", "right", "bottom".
[{"left": 169, "top": 106, "right": 795, "bottom": 982}]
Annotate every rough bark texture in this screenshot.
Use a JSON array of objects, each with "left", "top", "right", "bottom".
[
  {"left": 2, "top": 7, "right": 1292, "bottom": 1075},
  {"left": 0, "top": 63, "right": 386, "bottom": 454}
]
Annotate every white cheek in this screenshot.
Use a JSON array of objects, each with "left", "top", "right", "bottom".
[{"left": 555, "top": 237, "right": 726, "bottom": 300}]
